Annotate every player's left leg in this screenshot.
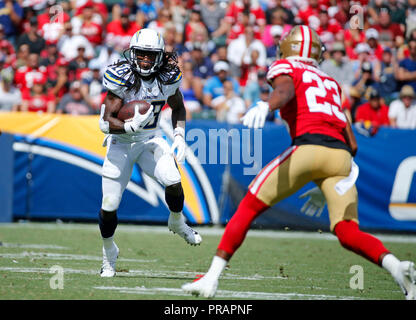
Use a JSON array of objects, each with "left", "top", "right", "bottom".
[
  {"left": 137, "top": 136, "right": 202, "bottom": 245},
  {"left": 320, "top": 176, "right": 416, "bottom": 300}
]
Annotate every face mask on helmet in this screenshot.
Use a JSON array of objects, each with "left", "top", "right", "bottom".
[{"left": 125, "top": 28, "right": 165, "bottom": 76}]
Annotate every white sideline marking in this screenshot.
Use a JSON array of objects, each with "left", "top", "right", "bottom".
[
  {"left": 93, "top": 285, "right": 362, "bottom": 300},
  {"left": 2, "top": 223, "right": 416, "bottom": 244},
  {"left": 0, "top": 266, "right": 284, "bottom": 281},
  {"left": 0, "top": 243, "right": 69, "bottom": 250},
  {"left": 0, "top": 252, "right": 156, "bottom": 263}
]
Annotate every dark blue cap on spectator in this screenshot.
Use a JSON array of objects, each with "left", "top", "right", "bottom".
[{"left": 368, "top": 87, "right": 380, "bottom": 99}]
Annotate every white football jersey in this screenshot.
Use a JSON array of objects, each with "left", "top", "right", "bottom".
[{"left": 103, "top": 62, "right": 182, "bottom": 142}]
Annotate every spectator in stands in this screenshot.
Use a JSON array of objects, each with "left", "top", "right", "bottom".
[
  {"left": 68, "top": 46, "right": 90, "bottom": 80},
  {"left": 0, "top": 68, "right": 20, "bottom": 111},
  {"left": 21, "top": 77, "right": 55, "bottom": 113},
  {"left": 202, "top": 60, "right": 239, "bottom": 109},
  {"left": 188, "top": 41, "right": 214, "bottom": 81},
  {"left": 0, "top": 35, "right": 15, "bottom": 69},
  {"left": 181, "top": 60, "right": 202, "bottom": 120},
  {"left": 355, "top": 87, "right": 390, "bottom": 134},
  {"left": 225, "top": 0, "right": 266, "bottom": 29},
  {"left": 406, "top": 0, "right": 416, "bottom": 39},
  {"left": 72, "top": 1, "right": 103, "bottom": 47},
  {"left": 14, "top": 52, "right": 47, "bottom": 97},
  {"left": 321, "top": 42, "right": 355, "bottom": 95},
  {"left": 352, "top": 61, "right": 378, "bottom": 105},
  {"left": 139, "top": 0, "right": 159, "bottom": 25},
  {"left": 388, "top": 85, "right": 416, "bottom": 129},
  {"left": 81, "top": 59, "right": 104, "bottom": 113},
  {"left": 373, "top": 7, "right": 404, "bottom": 47},
  {"left": 56, "top": 80, "right": 95, "bottom": 115},
  {"left": 315, "top": 8, "right": 342, "bottom": 49},
  {"left": 243, "top": 69, "right": 269, "bottom": 109},
  {"left": 200, "top": 0, "right": 225, "bottom": 35},
  {"left": 183, "top": 6, "right": 207, "bottom": 44},
  {"left": 265, "top": 0, "right": 294, "bottom": 26},
  {"left": 296, "top": 0, "right": 320, "bottom": 26},
  {"left": 352, "top": 43, "right": 373, "bottom": 79},
  {"left": 71, "top": 0, "right": 104, "bottom": 38},
  {"left": 239, "top": 49, "right": 266, "bottom": 88},
  {"left": 147, "top": 7, "right": 172, "bottom": 35},
  {"left": 374, "top": 47, "right": 398, "bottom": 104},
  {"left": 262, "top": 7, "right": 291, "bottom": 48},
  {"left": 106, "top": 7, "right": 141, "bottom": 52},
  {"left": 0, "top": 0, "right": 23, "bottom": 44},
  {"left": 92, "top": 45, "right": 121, "bottom": 77},
  {"left": 112, "top": 0, "right": 141, "bottom": 23},
  {"left": 58, "top": 22, "right": 94, "bottom": 61},
  {"left": 397, "top": 35, "right": 416, "bottom": 93},
  {"left": 332, "top": 0, "right": 350, "bottom": 27},
  {"left": 15, "top": 43, "right": 29, "bottom": 69},
  {"left": 365, "top": 28, "right": 384, "bottom": 62},
  {"left": 265, "top": 25, "right": 283, "bottom": 65},
  {"left": 388, "top": 0, "right": 406, "bottom": 26},
  {"left": 16, "top": 17, "right": 45, "bottom": 55},
  {"left": 227, "top": 24, "right": 267, "bottom": 79},
  {"left": 49, "top": 57, "right": 70, "bottom": 102},
  {"left": 211, "top": 79, "right": 246, "bottom": 124},
  {"left": 170, "top": 0, "right": 188, "bottom": 36},
  {"left": 37, "top": 0, "right": 70, "bottom": 45}
]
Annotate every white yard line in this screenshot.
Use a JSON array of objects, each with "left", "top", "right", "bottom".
[
  {"left": 0, "top": 252, "right": 156, "bottom": 263},
  {"left": 93, "top": 285, "right": 362, "bottom": 300},
  {"left": 0, "top": 266, "right": 284, "bottom": 281},
  {"left": 2, "top": 222, "right": 416, "bottom": 244},
  {"left": 0, "top": 243, "right": 69, "bottom": 250}
]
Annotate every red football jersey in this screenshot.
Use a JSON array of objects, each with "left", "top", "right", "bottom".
[{"left": 267, "top": 59, "right": 347, "bottom": 143}]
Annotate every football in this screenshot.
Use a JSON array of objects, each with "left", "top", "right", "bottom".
[{"left": 116, "top": 100, "right": 151, "bottom": 121}]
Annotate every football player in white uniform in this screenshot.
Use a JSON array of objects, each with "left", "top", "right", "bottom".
[{"left": 98, "top": 28, "right": 202, "bottom": 277}]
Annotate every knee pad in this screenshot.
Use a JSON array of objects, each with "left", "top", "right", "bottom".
[
  {"left": 102, "top": 194, "right": 121, "bottom": 212},
  {"left": 165, "top": 182, "right": 184, "bottom": 212}
]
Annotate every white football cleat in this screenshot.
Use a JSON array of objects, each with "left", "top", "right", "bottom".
[
  {"left": 393, "top": 261, "right": 416, "bottom": 300},
  {"left": 168, "top": 213, "right": 202, "bottom": 246},
  {"left": 182, "top": 275, "right": 218, "bottom": 298},
  {"left": 100, "top": 242, "right": 119, "bottom": 278}
]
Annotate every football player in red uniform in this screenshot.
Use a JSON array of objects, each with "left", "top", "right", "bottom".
[{"left": 182, "top": 25, "right": 416, "bottom": 299}]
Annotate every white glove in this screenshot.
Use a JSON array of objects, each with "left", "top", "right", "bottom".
[
  {"left": 241, "top": 101, "right": 270, "bottom": 129},
  {"left": 299, "top": 186, "right": 326, "bottom": 217},
  {"left": 124, "top": 104, "right": 154, "bottom": 134},
  {"left": 171, "top": 127, "right": 186, "bottom": 164}
]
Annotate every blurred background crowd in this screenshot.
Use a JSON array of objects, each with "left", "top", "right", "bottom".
[{"left": 1, "top": 0, "right": 416, "bottom": 131}]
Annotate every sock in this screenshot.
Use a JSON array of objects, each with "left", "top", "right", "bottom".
[
  {"left": 98, "top": 211, "right": 118, "bottom": 239},
  {"left": 205, "top": 256, "right": 228, "bottom": 280},
  {"left": 169, "top": 211, "right": 183, "bottom": 220},
  {"left": 165, "top": 184, "right": 184, "bottom": 213},
  {"left": 381, "top": 253, "right": 401, "bottom": 276},
  {"left": 334, "top": 220, "right": 390, "bottom": 265},
  {"left": 102, "top": 236, "right": 114, "bottom": 250},
  {"left": 217, "top": 191, "right": 269, "bottom": 257}
]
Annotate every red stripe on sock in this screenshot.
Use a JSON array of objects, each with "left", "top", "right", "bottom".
[
  {"left": 218, "top": 191, "right": 269, "bottom": 257},
  {"left": 334, "top": 220, "right": 390, "bottom": 265}
]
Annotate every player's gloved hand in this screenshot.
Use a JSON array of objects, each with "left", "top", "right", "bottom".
[
  {"left": 299, "top": 186, "right": 326, "bottom": 217},
  {"left": 171, "top": 127, "right": 186, "bottom": 164},
  {"left": 241, "top": 101, "right": 270, "bottom": 129},
  {"left": 124, "top": 104, "right": 154, "bottom": 133}
]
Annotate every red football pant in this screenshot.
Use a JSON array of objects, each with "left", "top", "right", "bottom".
[
  {"left": 218, "top": 191, "right": 269, "bottom": 257},
  {"left": 334, "top": 220, "right": 390, "bottom": 265}
]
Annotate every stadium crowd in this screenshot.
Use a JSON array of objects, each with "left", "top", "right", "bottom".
[{"left": 1, "top": 0, "right": 416, "bottom": 130}]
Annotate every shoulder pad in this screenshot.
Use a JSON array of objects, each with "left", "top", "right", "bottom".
[
  {"left": 159, "top": 67, "right": 182, "bottom": 85},
  {"left": 103, "top": 63, "right": 132, "bottom": 88}
]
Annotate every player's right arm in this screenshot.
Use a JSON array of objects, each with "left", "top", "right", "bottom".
[
  {"left": 342, "top": 115, "right": 358, "bottom": 157},
  {"left": 268, "top": 75, "right": 295, "bottom": 111},
  {"left": 100, "top": 91, "right": 126, "bottom": 134}
]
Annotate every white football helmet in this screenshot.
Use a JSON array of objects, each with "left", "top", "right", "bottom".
[{"left": 127, "top": 28, "right": 165, "bottom": 76}]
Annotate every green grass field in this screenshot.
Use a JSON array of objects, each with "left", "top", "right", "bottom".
[{"left": 0, "top": 222, "right": 415, "bottom": 300}]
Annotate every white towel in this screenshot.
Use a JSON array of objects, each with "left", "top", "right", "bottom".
[{"left": 335, "top": 159, "right": 359, "bottom": 196}]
